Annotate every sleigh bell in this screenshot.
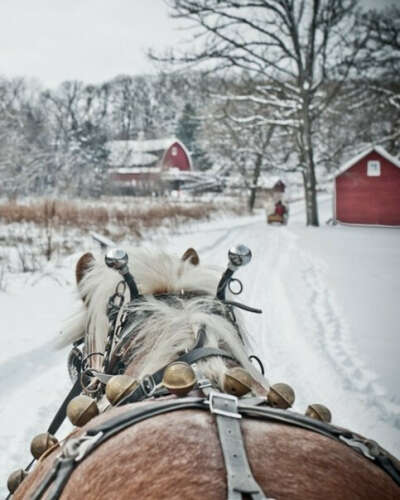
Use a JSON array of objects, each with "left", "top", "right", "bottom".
[
  {"left": 66, "top": 394, "right": 99, "bottom": 427},
  {"left": 106, "top": 374, "right": 138, "bottom": 405},
  {"left": 305, "top": 403, "right": 332, "bottom": 423},
  {"left": 30, "top": 432, "right": 59, "bottom": 459},
  {"left": 223, "top": 367, "right": 253, "bottom": 397},
  {"left": 7, "top": 469, "right": 28, "bottom": 494},
  {"left": 162, "top": 361, "right": 197, "bottom": 396},
  {"left": 267, "top": 383, "right": 295, "bottom": 409}
]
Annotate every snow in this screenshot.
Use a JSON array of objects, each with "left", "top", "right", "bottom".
[
  {"left": 334, "top": 145, "right": 400, "bottom": 178},
  {"left": 107, "top": 138, "right": 177, "bottom": 167},
  {"left": 1, "top": 194, "right": 400, "bottom": 494}
]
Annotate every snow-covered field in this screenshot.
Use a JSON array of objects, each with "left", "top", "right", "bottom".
[{"left": 1, "top": 194, "right": 400, "bottom": 495}]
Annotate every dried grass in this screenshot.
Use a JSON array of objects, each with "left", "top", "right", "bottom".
[{"left": 0, "top": 198, "right": 244, "bottom": 242}]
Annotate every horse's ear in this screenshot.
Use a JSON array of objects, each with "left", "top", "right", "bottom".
[
  {"left": 182, "top": 248, "right": 200, "bottom": 266},
  {"left": 76, "top": 252, "right": 95, "bottom": 285}
]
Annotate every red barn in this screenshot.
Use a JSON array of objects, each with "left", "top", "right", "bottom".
[
  {"left": 161, "top": 141, "right": 191, "bottom": 172},
  {"left": 107, "top": 137, "right": 192, "bottom": 189},
  {"left": 334, "top": 146, "right": 400, "bottom": 226}
]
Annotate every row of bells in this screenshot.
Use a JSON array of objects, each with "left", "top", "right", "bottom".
[
  {"left": 7, "top": 362, "right": 331, "bottom": 494},
  {"left": 64, "top": 363, "right": 332, "bottom": 427}
]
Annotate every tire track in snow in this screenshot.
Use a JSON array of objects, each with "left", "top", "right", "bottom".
[
  {"left": 298, "top": 251, "right": 400, "bottom": 431},
  {"left": 229, "top": 218, "right": 400, "bottom": 454},
  {"left": 0, "top": 341, "right": 66, "bottom": 394}
]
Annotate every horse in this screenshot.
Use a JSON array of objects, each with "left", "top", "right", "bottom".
[{"left": 8, "top": 245, "right": 400, "bottom": 500}]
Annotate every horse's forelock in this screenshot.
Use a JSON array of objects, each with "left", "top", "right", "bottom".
[
  {"left": 65, "top": 248, "right": 221, "bottom": 351},
  {"left": 124, "top": 295, "right": 268, "bottom": 392}
]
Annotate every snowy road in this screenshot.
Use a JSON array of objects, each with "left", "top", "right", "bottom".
[{"left": 1, "top": 196, "right": 400, "bottom": 495}]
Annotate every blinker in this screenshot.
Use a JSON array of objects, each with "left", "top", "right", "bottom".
[
  {"left": 162, "top": 361, "right": 197, "bottom": 396},
  {"left": 66, "top": 394, "right": 99, "bottom": 427}
]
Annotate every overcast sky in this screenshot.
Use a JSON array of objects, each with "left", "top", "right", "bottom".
[
  {"left": 0, "top": 0, "right": 395, "bottom": 89},
  {"left": 0, "top": 0, "right": 185, "bottom": 88}
]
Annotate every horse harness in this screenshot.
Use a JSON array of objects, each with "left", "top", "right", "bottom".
[
  {"left": 22, "top": 284, "right": 400, "bottom": 498},
  {"left": 28, "top": 392, "right": 400, "bottom": 500}
]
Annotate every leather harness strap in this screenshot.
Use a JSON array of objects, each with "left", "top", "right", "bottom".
[
  {"left": 210, "top": 393, "right": 270, "bottom": 500},
  {"left": 117, "top": 345, "right": 236, "bottom": 405},
  {"left": 31, "top": 397, "right": 400, "bottom": 500},
  {"left": 47, "top": 378, "right": 82, "bottom": 436}
]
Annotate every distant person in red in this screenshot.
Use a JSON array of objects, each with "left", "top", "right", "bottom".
[{"left": 274, "top": 200, "right": 287, "bottom": 217}]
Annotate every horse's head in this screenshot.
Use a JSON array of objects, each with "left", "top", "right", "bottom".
[{"left": 60, "top": 245, "right": 269, "bottom": 400}]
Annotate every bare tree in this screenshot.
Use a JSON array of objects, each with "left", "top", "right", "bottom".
[
  {"left": 356, "top": 5, "right": 400, "bottom": 154},
  {"left": 155, "top": 0, "right": 370, "bottom": 225},
  {"left": 0, "top": 77, "right": 52, "bottom": 199},
  {"left": 199, "top": 77, "right": 276, "bottom": 211},
  {"left": 43, "top": 81, "right": 110, "bottom": 197}
]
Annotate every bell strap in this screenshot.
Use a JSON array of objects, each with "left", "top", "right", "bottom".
[
  {"left": 118, "top": 346, "right": 235, "bottom": 406},
  {"left": 47, "top": 378, "right": 82, "bottom": 436}
]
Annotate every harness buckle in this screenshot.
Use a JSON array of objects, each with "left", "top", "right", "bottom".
[
  {"left": 209, "top": 392, "right": 242, "bottom": 419},
  {"left": 197, "top": 378, "right": 213, "bottom": 391},
  {"left": 62, "top": 432, "right": 104, "bottom": 462},
  {"left": 141, "top": 375, "right": 157, "bottom": 397}
]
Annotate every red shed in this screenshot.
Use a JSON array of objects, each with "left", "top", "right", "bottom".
[{"left": 334, "top": 146, "right": 400, "bottom": 226}]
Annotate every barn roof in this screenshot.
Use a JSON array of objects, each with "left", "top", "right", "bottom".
[
  {"left": 107, "top": 137, "right": 177, "bottom": 167},
  {"left": 335, "top": 145, "right": 400, "bottom": 178}
]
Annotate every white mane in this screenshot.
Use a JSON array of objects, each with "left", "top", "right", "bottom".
[{"left": 58, "top": 247, "right": 268, "bottom": 391}]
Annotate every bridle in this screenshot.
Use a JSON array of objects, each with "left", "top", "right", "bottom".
[
  {"left": 73, "top": 244, "right": 263, "bottom": 401},
  {"left": 75, "top": 286, "right": 255, "bottom": 400}
]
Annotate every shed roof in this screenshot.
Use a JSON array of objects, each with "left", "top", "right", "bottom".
[{"left": 335, "top": 145, "right": 400, "bottom": 178}]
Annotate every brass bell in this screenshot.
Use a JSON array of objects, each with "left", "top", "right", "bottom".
[
  {"left": 30, "top": 432, "right": 58, "bottom": 460},
  {"left": 7, "top": 469, "right": 28, "bottom": 494},
  {"left": 267, "top": 383, "right": 295, "bottom": 409},
  {"left": 162, "top": 361, "right": 197, "bottom": 396},
  {"left": 223, "top": 367, "right": 253, "bottom": 397},
  {"left": 66, "top": 394, "right": 99, "bottom": 427},
  {"left": 105, "top": 374, "right": 138, "bottom": 405},
  {"left": 305, "top": 403, "right": 332, "bottom": 423}
]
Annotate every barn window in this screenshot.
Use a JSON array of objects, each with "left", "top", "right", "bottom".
[
  {"left": 171, "top": 146, "right": 178, "bottom": 156},
  {"left": 367, "top": 160, "right": 381, "bottom": 176}
]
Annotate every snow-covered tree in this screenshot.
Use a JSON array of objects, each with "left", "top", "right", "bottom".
[
  {"left": 157, "top": 0, "right": 374, "bottom": 225},
  {"left": 0, "top": 77, "right": 52, "bottom": 199},
  {"left": 42, "top": 81, "right": 109, "bottom": 197},
  {"left": 176, "top": 102, "right": 211, "bottom": 170},
  {"left": 356, "top": 5, "right": 400, "bottom": 154}
]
